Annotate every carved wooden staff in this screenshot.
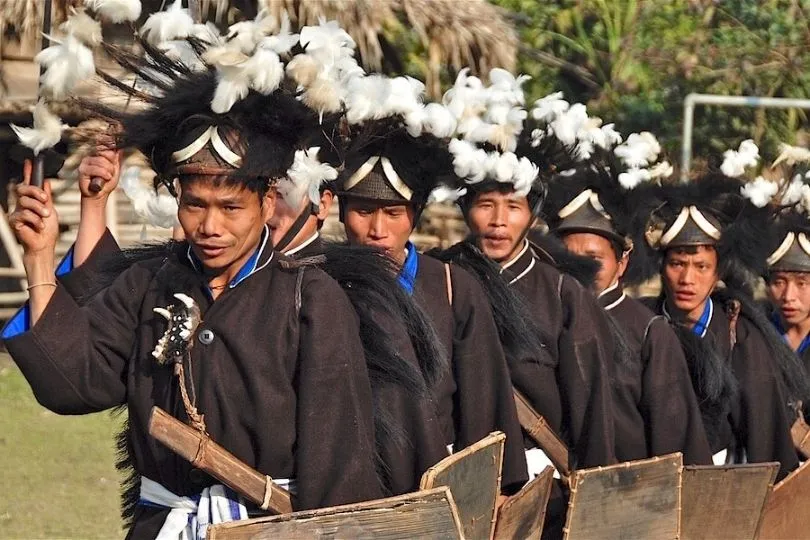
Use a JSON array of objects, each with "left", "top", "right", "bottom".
[
  {"left": 149, "top": 406, "right": 294, "bottom": 515},
  {"left": 31, "top": 0, "right": 53, "bottom": 188},
  {"left": 513, "top": 388, "right": 572, "bottom": 478}
]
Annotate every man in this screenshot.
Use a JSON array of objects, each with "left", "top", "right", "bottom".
[
  {"left": 642, "top": 174, "right": 806, "bottom": 479},
  {"left": 336, "top": 120, "right": 529, "bottom": 494},
  {"left": 766, "top": 213, "right": 810, "bottom": 369},
  {"left": 458, "top": 173, "right": 618, "bottom": 470},
  {"left": 543, "top": 167, "right": 712, "bottom": 464},
  {"left": 3, "top": 52, "right": 383, "bottom": 538}
]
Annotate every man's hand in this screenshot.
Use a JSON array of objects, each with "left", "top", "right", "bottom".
[
  {"left": 11, "top": 160, "right": 59, "bottom": 259},
  {"left": 77, "top": 147, "right": 122, "bottom": 201}
]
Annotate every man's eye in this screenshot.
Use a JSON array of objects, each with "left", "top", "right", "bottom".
[{"left": 224, "top": 205, "right": 241, "bottom": 212}]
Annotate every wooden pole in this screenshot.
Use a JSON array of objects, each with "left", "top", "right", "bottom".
[
  {"left": 31, "top": 0, "right": 54, "bottom": 188},
  {"left": 148, "top": 406, "right": 294, "bottom": 515}
]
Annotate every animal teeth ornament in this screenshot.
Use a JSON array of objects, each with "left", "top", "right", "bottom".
[{"left": 151, "top": 293, "right": 201, "bottom": 364}]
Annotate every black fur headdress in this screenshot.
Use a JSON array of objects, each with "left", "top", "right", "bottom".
[{"left": 641, "top": 173, "right": 772, "bottom": 296}]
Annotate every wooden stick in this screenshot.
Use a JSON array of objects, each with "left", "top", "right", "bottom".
[
  {"left": 513, "top": 389, "right": 571, "bottom": 477},
  {"left": 148, "top": 406, "right": 293, "bottom": 515}
]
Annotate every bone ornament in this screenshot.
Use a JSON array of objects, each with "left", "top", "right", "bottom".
[{"left": 152, "top": 293, "right": 201, "bottom": 364}]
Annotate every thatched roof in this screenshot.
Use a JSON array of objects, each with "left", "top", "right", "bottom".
[
  {"left": 2, "top": 0, "right": 516, "bottom": 99},
  {"left": 262, "top": 0, "right": 517, "bottom": 97}
]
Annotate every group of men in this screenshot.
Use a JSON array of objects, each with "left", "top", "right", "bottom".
[{"left": 5, "top": 13, "right": 810, "bottom": 540}]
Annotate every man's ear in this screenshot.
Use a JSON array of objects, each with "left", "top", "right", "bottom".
[
  {"left": 317, "top": 189, "right": 334, "bottom": 221},
  {"left": 617, "top": 250, "right": 631, "bottom": 279},
  {"left": 263, "top": 186, "right": 277, "bottom": 222}
]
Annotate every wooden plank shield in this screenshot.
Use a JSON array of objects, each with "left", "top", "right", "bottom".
[
  {"left": 758, "top": 459, "right": 810, "bottom": 539},
  {"left": 790, "top": 413, "right": 810, "bottom": 460},
  {"left": 420, "top": 431, "right": 506, "bottom": 540},
  {"left": 207, "top": 487, "right": 463, "bottom": 540},
  {"left": 679, "top": 463, "right": 778, "bottom": 540},
  {"left": 494, "top": 466, "right": 554, "bottom": 539},
  {"left": 563, "top": 453, "right": 682, "bottom": 540}
]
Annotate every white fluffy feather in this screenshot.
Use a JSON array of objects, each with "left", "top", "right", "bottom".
[
  {"left": 618, "top": 168, "right": 651, "bottom": 189},
  {"left": 11, "top": 100, "right": 67, "bottom": 155},
  {"left": 428, "top": 186, "right": 467, "bottom": 204},
  {"left": 772, "top": 143, "right": 810, "bottom": 168},
  {"left": 548, "top": 103, "right": 588, "bottom": 146},
  {"left": 120, "top": 166, "right": 178, "bottom": 228},
  {"left": 648, "top": 160, "right": 673, "bottom": 180},
  {"left": 420, "top": 103, "right": 457, "bottom": 138},
  {"left": 782, "top": 176, "right": 805, "bottom": 206},
  {"left": 443, "top": 68, "right": 488, "bottom": 122},
  {"left": 225, "top": 10, "right": 276, "bottom": 54},
  {"left": 245, "top": 47, "right": 284, "bottom": 95},
  {"left": 720, "top": 139, "right": 759, "bottom": 177},
  {"left": 614, "top": 132, "right": 661, "bottom": 169},
  {"left": 282, "top": 147, "right": 338, "bottom": 206},
  {"left": 531, "top": 91, "right": 569, "bottom": 123},
  {"left": 140, "top": 0, "right": 194, "bottom": 47},
  {"left": 260, "top": 12, "right": 299, "bottom": 55},
  {"left": 36, "top": 34, "right": 95, "bottom": 99},
  {"left": 740, "top": 176, "right": 778, "bottom": 208},
  {"left": 60, "top": 9, "right": 102, "bottom": 46},
  {"left": 84, "top": 0, "right": 142, "bottom": 23},
  {"left": 204, "top": 47, "right": 251, "bottom": 113}
]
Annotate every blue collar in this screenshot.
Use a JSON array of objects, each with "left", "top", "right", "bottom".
[
  {"left": 691, "top": 298, "right": 713, "bottom": 338},
  {"left": 771, "top": 311, "right": 810, "bottom": 354},
  {"left": 664, "top": 297, "right": 713, "bottom": 338},
  {"left": 397, "top": 241, "right": 419, "bottom": 295},
  {"left": 186, "top": 225, "right": 273, "bottom": 293}
]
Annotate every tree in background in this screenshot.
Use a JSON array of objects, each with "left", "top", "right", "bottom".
[{"left": 493, "top": 0, "right": 810, "bottom": 165}]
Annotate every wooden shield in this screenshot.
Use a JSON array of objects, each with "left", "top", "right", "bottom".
[
  {"left": 420, "top": 431, "right": 506, "bottom": 540},
  {"left": 207, "top": 487, "right": 463, "bottom": 540},
  {"left": 563, "top": 453, "right": 682, "bottom": 540},
  {"left": 493, "top": 466, "right": 554, "bottom": 539},
  {"left": 758, "top": 460, "right": 810, "bottom": 539},
  {"left": 679, "top": 463, "right": 778, "bottom": 540},
  {"left": 790, "top": 414, "right": 810, "bottom": 460}
]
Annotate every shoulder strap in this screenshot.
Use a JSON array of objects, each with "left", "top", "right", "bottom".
[
  {"left": 444, "top": 263, "right": 453, "bottom": 306},
  {"left": 726, "top": 299, "right": 742, "bottom": 349},
  {"left": 295, "top": 266, "right": 305, "bottom": 315}
]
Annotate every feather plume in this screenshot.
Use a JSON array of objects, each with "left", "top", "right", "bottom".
[
  {"left": 531, "top": 91, "right": 568, "bottom": 123},
  {"left": 61, "top": 9, "right": 102, "bottom": 47},
  {"left": 224, "top": 9, "right": 276, "bottom": 54},
  {"left": 772, "top": 143, "right": 810, "bottom": 168},
  {"left": 419, "top": 103, "right": 457, "bottom": 138},
  {"left": 36, "top": 34, "right": 95, "bottom": 99},
  {"left": 244, "top": 47, "right": 284, "bottom": 95},
  {"left": 260, "top": 13, "right": 299, "bottom": 55},
  {"left": 720, "top": 139, "right": 759, "bottom": 177},
  {"left": 428, "top": 185, "right": 467, "bottom": 204},
  {"left": 614, "top": 132, "right": 661, "bottom": 168},
  {"left": 119, "top": 166, "right": 178, "bottom": 228},
  {"left": 11, "top": 100, "right": 67, "bottom": 155},
  {"left": 84, "top": 0, "right": 142, "bottom": 23},
  {"left": 140, "top": 0, "right": 194, "bottom": 47},
  {"left": 740, "top": 176, "right": 778, "bottom": 208},
  {"left": 281, "top": 147, "right": 338, "bottom": 206},
  {"left": 203, "top": 46, "right": 251, "bottom": 114}
]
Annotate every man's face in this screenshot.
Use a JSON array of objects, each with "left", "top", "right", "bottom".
[
  {"left": 768, "top": 271, "right": 810, "bottom": 326},
  {"left": 267, "top": 190, "right": 334, "bottom": 250},
  {"left": 562, "top": 232, "right": 628, "bottom": 294},
  {"left": 343, "top": 199, "right": 414, "bottom": 265},
  {"left": 662, "top": 246, "right": 719, "bottom": 317},
  {"left": 466, "top": 190, "right": 533, "bottom": 263},
  {"left": 178, "top": 178, "right": 274, "bottom": 274}
]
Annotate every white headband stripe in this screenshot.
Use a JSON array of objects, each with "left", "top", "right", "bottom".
[
  {"left": 171, "top": 126, "right": 242, "bottom": 168},
  {"left": 344, "top": 156, "right": 380, "bottom": 190},
  {"left": 767, "top": 231, "right": 795, "bottom": 266},
  {"left": 798, "top": 233, "right": 810, "bottom": 258},
  {"left": 558, "top": 189, "right": 592, "bottom": 218},
  {"left": 381, "top": 157, "right": 413, "bottom": 201},
  {"left": 343, "top": 156, "right": 413, "bottom": 201},
  {"left": 660, "top": 206, "right": 721, "bottom": 247},
  {"left": 689, "top": 206, "right": 721, "bottom": 240},
  {"left": 210, "top": 128, "right": 242, "bottom": 167},
  {"left": 659, "top": 207, "right": 690, "bottom": 247}
]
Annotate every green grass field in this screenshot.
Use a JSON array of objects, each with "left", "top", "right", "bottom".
[{"left": 0, "top": 355, "right": 124, "bottom": 539}]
